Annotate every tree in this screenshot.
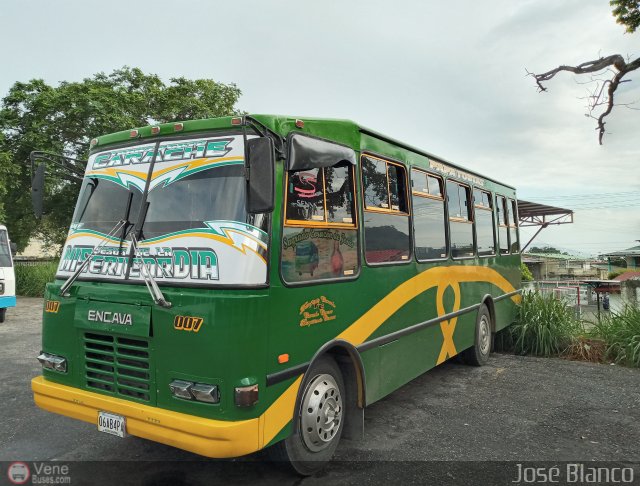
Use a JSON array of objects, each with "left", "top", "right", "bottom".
[
  {"left": 0, "top": 67, "right": 243, "bottom": 251},
  {"left": 528, "top": 0, "right": 640, "bottom": 144}
]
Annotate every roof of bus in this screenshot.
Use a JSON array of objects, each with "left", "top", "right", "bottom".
[{"left": 92, "top": 114, "right": 515, "bottom": 191}]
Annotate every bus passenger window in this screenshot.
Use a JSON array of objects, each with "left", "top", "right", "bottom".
[
  {"left": 286, "top": 168, "right": 325, "bottom": 222},
  {"left": 362, "top": 155, "right": 410, "bottom": 264},
  {"left": 325, "top": 164, "right": 355, "bottom": 224},
  {"left": 412, "top": 169, "right": 447, "bottom": 260},
  {"left": 362, "top": 157, "right": 389, "bottom": 209},
  {"left": 447, "top": 180, "right": 475, "bottom": 258},
  {"left": 475, "top": 189, "right": 496, "bottom": 256},
  {"left": 509, "top": 198, "right": 519, "bottom": 254},
  {"left": 282, "top": 164, "right": 358, "bottom": 284},
  {"left": 497, "top": 195, "right": 510, "bottom": 254}
]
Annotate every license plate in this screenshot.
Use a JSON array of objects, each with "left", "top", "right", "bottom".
[{"left": 98, "top": 411, "right": 126, "bottom": 438}]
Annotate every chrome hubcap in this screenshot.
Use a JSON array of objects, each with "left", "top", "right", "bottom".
[
  {"left": 479, "top": 315, "right": 491, "bottom": 355},
  {"left": 300, "top": 373, "right": 343, "bottom": 452}
]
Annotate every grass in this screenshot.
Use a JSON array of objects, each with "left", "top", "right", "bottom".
[
  {"left": 497, "top": 290, "right": 640, "bottom": 369},
  {"left": 505, "top": 291, "right": 583, "bottom": 357},
  {"left": 15, "top": 262, "right": 58, "bottom": 297},
  {"left": 590, "top": 306, "right": 640, "bottom": 367}
]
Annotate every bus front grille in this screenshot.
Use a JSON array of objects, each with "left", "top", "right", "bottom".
[{"left": 83, "top": 332, "right": 151, "bottom": 402}]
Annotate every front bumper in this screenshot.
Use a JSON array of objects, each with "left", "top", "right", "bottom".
[
  {"left": 31, "top": 376, "right": 263, "bottom": 458},
  {"left": 0, "top": 295, "right": 16, "bottom": 308}
]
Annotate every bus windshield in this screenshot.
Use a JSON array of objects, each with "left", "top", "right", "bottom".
[
  {"left": 0, "top": 230, "right": 12, "bottom": 267},
  {"left": 60, "top": 134, "right": 269, "bottom": 286}
]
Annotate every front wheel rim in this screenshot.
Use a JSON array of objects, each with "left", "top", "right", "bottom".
[
  {"left": 479, "top": 315, "right": 491, "bottom": 356},
  {"left": 300, "top": 373, "right": 343, "bottom": 452}
]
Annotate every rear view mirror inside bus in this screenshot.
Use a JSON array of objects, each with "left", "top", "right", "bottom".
[
  {"left": 32, "top": 163, "right": 45, "bottom": 219},
  {"left": 246, "top": 137, "right": 275, "bottom": 213}
]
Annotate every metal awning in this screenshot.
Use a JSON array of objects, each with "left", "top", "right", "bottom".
[
  {"left": 517, "top": 200, "right": 574, "bottom": 253},
  {"left": 518, "top": 200, "right": 573, "bottom": 227}
]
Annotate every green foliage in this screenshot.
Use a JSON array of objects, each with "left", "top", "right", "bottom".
[
  {"left": 507, "top": 291, "right": 582, "bottom": 356},
  {"left": 520, "top": 262, "right": 534, "bottom": 282},
  {"left": 0, "top": 67, "right": 243, "bottom": 251},
  {"left": 611, "top": 0, "right": 640, "bottom": 33},
  {"left": 15, "top": 262, "right": 58, "bottom": 297},
  {"left": 608, "top": 270, "right": 625, "bottom": 279},
  {"left": 527, "top": 246, "right": 568, "bottom": 255},
  {"left": 591, "top": 305, "right": 640, "bottom": 367}
]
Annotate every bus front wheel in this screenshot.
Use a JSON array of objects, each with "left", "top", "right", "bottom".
[
  {"left": 462, "top": 304, "right": 492, "bottom": 366},
  {"left": 270, "top": 356, "right": 345, "bottom": 475}
]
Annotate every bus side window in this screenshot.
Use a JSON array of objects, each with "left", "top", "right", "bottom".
[
  {"left": 447, "top": 180, "right": 475, "bottom": 258},
  {"left": 497, "top": 195, "right": 510, "bottom": 255},
  {"left": 281, "top": 164, "right": 358, "bottom": 284},
  {"left": 509, "top": 198, "right": 519, "bottom": 254},
  {"left": 286, "top": 168, "right": 326, "bottom": 222},
  {"left": 412, "top": 169, "right": 447, "bottom": 260},
  {"left": 475, "top": 189, "right": 496, "bottom": 256},
  {"left": 362, "top": 155, "right": 411, "bottom": 264}
]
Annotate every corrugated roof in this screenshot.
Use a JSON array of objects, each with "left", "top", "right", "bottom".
[
  {"left": 615, "top": 271, "right": 640, "bottom": 282},
  {"left": 603, "top": 245, "right": 640, "bottom": 257},
  {"left": 517, "top": 200, "right": 573, "bottom": 219}
]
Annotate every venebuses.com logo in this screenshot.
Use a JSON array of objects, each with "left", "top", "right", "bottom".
[
  {"left": 7, "top": 462, "right": 30, "bottom": 484},
  {"left": 6, "top": 461, "right": 71, "bottom": 484}
]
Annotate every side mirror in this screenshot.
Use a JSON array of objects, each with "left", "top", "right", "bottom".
[
  {"left": 10, "top": 242, "right": 17, "bottom": 256},
  {"left": 32, "top": 163, "right": 45, "bottom": 219},
  {"left": 246, "top": 137, "right": 275, "bottom": 213}
]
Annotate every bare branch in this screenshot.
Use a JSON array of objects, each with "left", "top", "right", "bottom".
[{"left": 527, "top": 55, "right": 640, "bottom": 144}]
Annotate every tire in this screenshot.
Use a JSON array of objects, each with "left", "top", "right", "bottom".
[
  {"left": 269, "top": 356, "right": 345, "bottom": 476},
  {"left": 0, "top": 308, "right": 5, "bottom": 323},
  {"left": 462, "top": 304, "right": 492, "bottom": 366}
]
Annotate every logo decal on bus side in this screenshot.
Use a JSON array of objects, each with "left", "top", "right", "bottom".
[
  {"left": 299, "top": 296, "right": 336, "bottom": 327},
  {"left": 174, "top": 315, "right": 204, "bottom": 333},
  {"left": 45, "top": 300, "right": 60, "bottom": 313}
]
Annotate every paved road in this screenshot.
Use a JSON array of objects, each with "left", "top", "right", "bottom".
[{"left": 1, "top": 298, "right": 639, "bottom": 484}]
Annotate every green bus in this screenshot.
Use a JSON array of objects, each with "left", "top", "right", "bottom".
[{"left": 32, "top": 115, "right": 521, "bottom": 474}]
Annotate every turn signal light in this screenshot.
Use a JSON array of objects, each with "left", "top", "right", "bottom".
[
  {"left": 129, "top": 129, "right": 139, "bottom": 138},
  {"left": 37, "top": 352, "right": 67, "bottom": 373},
  {"left": 231, "top": 117, "right": 242, "bottom": 126},
  {"left": 295, "top": 119, "right": 304, "bottom": 128},
  {"left": 174, "top": 123, "right": 184, "bottom": 132}
]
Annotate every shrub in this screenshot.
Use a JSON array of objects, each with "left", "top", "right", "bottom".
[
  {"left": 608, "top": 270, "right": 625, "bottom": 280},
  {"left": 506, "top": 291, "right": 582, "bottom": 356},
  {"left": 520, "top": 262, "right": 534, "bottom": 282},
  {"left": 15, "top": 262, "right": 58, "bottom": 297},
  {"left": 591, "top": 306, "right": 640, "bottom": 368}
]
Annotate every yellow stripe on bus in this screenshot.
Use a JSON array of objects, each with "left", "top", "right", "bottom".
[{"left": 337, "top": 265, "right": 519, "bottom": 348}]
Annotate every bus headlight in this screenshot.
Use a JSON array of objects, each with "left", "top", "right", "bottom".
[
  {"left": 169, "top": 380, "right": 220, "bottom": 404},
  {"left": 37, "top": 352, "right": 67, "bottom": 373}
]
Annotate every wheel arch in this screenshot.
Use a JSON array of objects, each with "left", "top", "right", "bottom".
[
  {"left": 308, "top": 339, "right": 367, "bottom": 409},
  {"left": 481, "top": 294, "right": 496, "bottom": 332}
]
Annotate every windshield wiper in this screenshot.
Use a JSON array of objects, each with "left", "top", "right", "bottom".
[
  {"left": 60, "top": 219, "right": 128, "bottom": 297},
  {"left": 130, "top": 233, "right": 172, "bottom": 308}
]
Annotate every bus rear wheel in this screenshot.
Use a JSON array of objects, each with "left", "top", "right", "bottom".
[
  {"left": 0, "top": 308, "right": 5, "bottom": 323},
  {"left": 270, "top": 356, "right": 345, "bottom": 476},
  {"left": 462, "top": 304, "right": 492, "bottom": 366}
]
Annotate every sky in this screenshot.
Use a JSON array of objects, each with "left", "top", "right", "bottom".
[{"left": 2, "top": 0, "right": 639, "bottom": 256}]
